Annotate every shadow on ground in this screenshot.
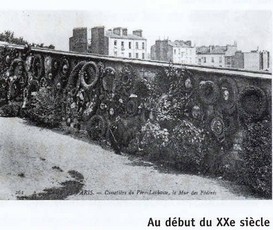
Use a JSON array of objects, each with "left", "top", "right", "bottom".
[{"left": 17, "top": 170, "right": 84, "bottom": 200}]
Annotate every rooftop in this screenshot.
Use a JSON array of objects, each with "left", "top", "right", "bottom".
[
  {"left": 154, "top": 39, "right": 194, "bottom": 48},
  {"left": 105, "top": 30, "right": 146, "bottom": 40},
  {"left": 197, "top": 45, "right": 226, "bottom": 54},
  {"left": 169, "top": 40, "right": 193, "bottom": 48},
  {"left": 197, "top": 42, "right": 237, "bottom": 55},
  {"left": 73, "top": 27, "right": 87, "bottom": 30}
]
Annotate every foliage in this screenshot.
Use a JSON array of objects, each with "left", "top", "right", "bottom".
[
  {"left": 25, "top": 88, "right": 63, "bottom": 128},
  {"left": 130, "top": 65, "right": 213, "bottom": 173},
  {"left": 155, "top": 93, "right": 188, "bottom": 130},
  {"left": 169, "top": 120, "right": 208, "bottom": 172},
  {"left": 241, "top": 117, "right": 272, "bottom": 198},
  {"left": 0, "top": 102, "right": 21, "bottom": 117},
  {"left": 0, "top": 31, "right": 28, "bottom": 45},
  {"left": 139, "top": 120, "right": 170, "bottom": 160},
  {"left": 0, "top": 30, "right": 55, "bottom": 49},
  {"left": 138, "top": 119, "right": 211, "bottom": 173},
  {"left": 153, "top": 66, "right": 192, "bottom": 130},
  {"left": 141, "top": 120, "right": 170, "bottom": 148}
]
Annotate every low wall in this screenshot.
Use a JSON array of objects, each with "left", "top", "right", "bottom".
[{"left": 0, "top": 44, "right": 271, "bottom": 197}]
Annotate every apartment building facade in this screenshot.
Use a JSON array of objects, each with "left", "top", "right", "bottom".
[
  {"left": 196, "top": 43, "right": 237, "bottom": 68},
  {"left": 90, "top": 26, "right": 147, "bottom": 59},
  {"left": 235, "top": 49, "right": 271, "bottom": 71},
  {"left": 150, "top": 39, "right": 196, "bottom": 64}
]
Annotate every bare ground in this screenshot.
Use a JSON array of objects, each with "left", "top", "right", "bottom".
[{"left": 0, "top": 117, "right": 258, "bottom": 200}]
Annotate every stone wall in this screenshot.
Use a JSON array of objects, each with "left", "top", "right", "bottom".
[{"left": 0, "top": 44, "right": 271, "bottom": 197}]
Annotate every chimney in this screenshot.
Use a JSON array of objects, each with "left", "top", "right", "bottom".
[
  {"left": 185, "top": 40, "right": 192, "bottom": 46},
  {"left": 155, "top": 40, "right": 161, "bottom": 46},
  {"left": 90, "top": 26, "right": 105, "bottom": 55},
  {"left": 73, "top": 27, "right": 87, "bottom": 38},
  {"left": 209, "top": 45, "right": 214, "bottom": 53},
  {"left": 122, "top": 28, "right": 128, "bottom": 36},
  {"left": 133, "top": 29, "right": 142, "bottom": 37},
  {"left": 113, "top": 27, "right": 122, "bottom": 36}
]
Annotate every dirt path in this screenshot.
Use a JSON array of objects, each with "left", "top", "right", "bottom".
[{"left": 0, "top": 117, "right": 257, "bottom": 200}]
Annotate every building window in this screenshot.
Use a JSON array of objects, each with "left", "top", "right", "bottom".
[
  {"left": 114, "top": 51, "right": 117, "bottom": 56},
  {"left": 174, "top": 49, "right": 176, "bottom": 55},
  {"left": 219, "top": 57, "right": 222, "bottom": 63},
  {"left": 227, "top": 57, "right": 231, "bottom": 65},
  {"left": 136, "top": 53, "right": 139, "bottom": 59},
  {"left": 121, "top": 41, "right": 124, "bottom": 50},
  {"left": 136, "top": 42, "right": 139, "bottom": 49},
  {"left": 204, "top": 57, "right": 206, "bottom": 63},
  {"left": 142, "top": 53, "right": 145, "bottom": 59},
  {"left": 142, "top": 42, "right": 145, "bottom": 49},
  {"left": 129, "top": 53, "right": 131, "bottom": 58},
  {"left": 211, "top": 57, "right": 214, "bottom": 63},
  {"left": 129, "top": 42, "right": 131, "bottom": 49},
  {"left": 267, "top": 52, "right": 270, "bottom": 68},
  {"left": 114, "top": 40, "right": 117, "bottom": 46}
]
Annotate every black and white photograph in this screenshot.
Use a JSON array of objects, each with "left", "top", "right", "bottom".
[{"left": 0, "top": 1, "right": 272, "bottom": 204}]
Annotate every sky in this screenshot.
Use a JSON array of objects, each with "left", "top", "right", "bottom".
[{"left": 0, "top": 7, "right": 271, "bottom": 53}]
